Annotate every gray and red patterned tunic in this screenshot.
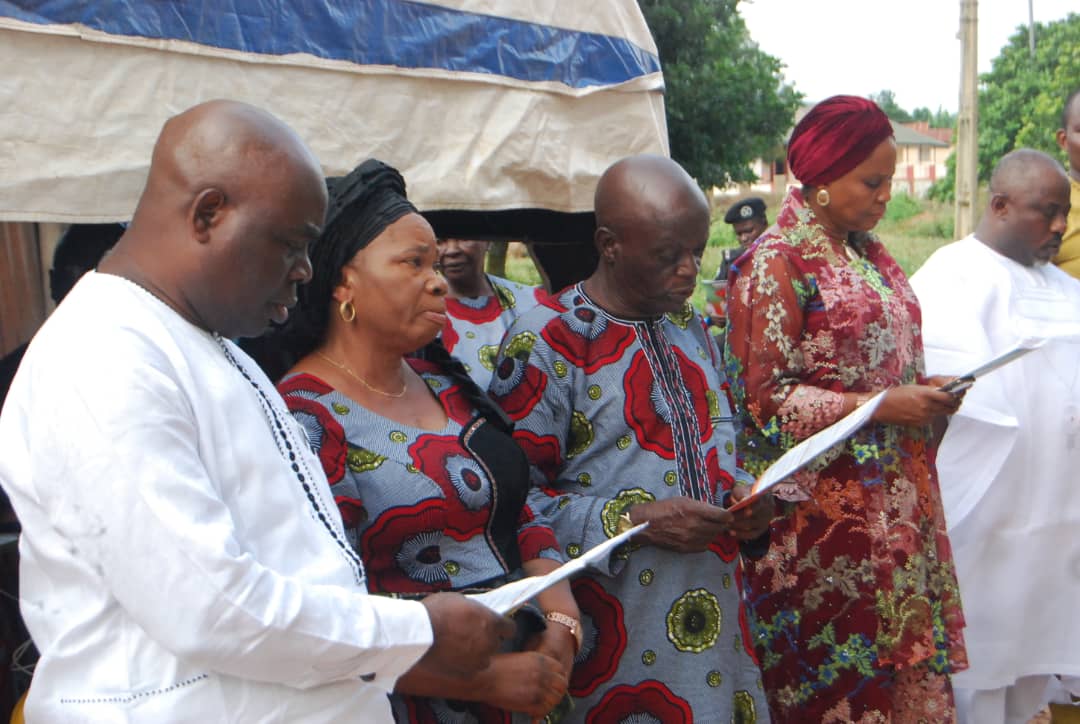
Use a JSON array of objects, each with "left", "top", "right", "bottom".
[
  {"left": 441, "top": 274, "right": 545, "bottom": 390},
  {"left": 488, "top": 284, "right": 766, "bottom": 723}
]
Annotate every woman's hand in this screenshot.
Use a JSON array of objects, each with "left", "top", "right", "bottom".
[
  {"left": 871, "top": 384, "right": 963, "bottom": 427},
  {"left": 480, "top": 651, "right": 568, "bottom": 718},
  {"left": 526, "top": 619, "right": 576, "bottom": 680}
]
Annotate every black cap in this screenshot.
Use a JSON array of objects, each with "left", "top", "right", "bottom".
[{"left": 723, "top": 197, "right": 767, "bottom": 224}]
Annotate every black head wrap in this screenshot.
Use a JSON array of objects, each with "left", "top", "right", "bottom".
[
  {"left": 271, "top": 159, "right": 416, "bottom": 368},
  {"left": 256, "top": 159, "right": 510, "bottom": 433},
  {"left": 305, "top": 159, "right": 417, "bottom": 336}
]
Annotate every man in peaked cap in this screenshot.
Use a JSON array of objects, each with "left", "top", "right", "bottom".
[{"left": 723, "top": 196, "right": 768, "bottom": 247}]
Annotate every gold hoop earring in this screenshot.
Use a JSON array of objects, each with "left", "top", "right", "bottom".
[
  {"left": 339, "top": 300, "right": 356, "bottom": 323},
  {"left": 816, "top": 188, "right": 831, "bottom": 207}
]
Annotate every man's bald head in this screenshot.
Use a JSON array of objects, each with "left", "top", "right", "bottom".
[
  {"left": 103, "top": 100, "right": 327, "bottom": 339},
  {"left": 989, "top": 149, "right": 1066, "bottom": 198},
  {"left": 134, "top": 99, "right": 323, "bottom": 223},
  {"left": 594, "top": 154, "right": 710, "bottom": 237},
  {"left": 978, "top": 148, "right": 1070, "bottom": 267},
  {"left": 587, "top": 155, "right": 710, "bottom": 319}
]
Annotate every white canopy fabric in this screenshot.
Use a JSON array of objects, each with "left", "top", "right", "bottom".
[{"left": 0, "top": 0, "right": 668, "bottom": 222}]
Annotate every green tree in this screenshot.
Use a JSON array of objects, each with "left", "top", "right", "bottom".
[
  {"left": 979, "top": 13, "right": 1080, "bottom": 180},
  {"left": 869, "top": 90, "right": 913, "bottom": 122},
  {"left": 639, "top": 0, "right": 801, "bottom": 188},
  {"left": 911, "top": 106, "right": 957, "bottom": 128}
]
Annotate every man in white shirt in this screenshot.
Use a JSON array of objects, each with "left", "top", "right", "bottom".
[
  {"left": 0, "top": 99, "right": 513, "bottom": 723},
  {"left": 910, "top": 148, "right": 1080, "bottom": 724}
]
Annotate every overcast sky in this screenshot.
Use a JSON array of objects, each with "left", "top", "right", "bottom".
[{"left": 739, "top": 0, "right": 1076, "bottom": 114}]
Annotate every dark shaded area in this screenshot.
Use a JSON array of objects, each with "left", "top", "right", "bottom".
[{"left": 422, "top": 208, "right": 598, "bottom": 292}]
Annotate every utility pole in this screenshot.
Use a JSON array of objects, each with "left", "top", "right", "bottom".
[
  {"left": 955, "top": 0, "right": 979, "bottom": 239},
  {"left": 1028, "top": 0, "right": 1036, "bottom": 58}
]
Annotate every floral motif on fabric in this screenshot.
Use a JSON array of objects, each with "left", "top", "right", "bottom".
[
  {"left": 732, "top": 690, "right": 758, "bottom": 724},
  {"left": 345, "top": 444, "right": 386, "bottom": 473},
  {"left": 360, "top": 498, "right": 457, "bottom": 592},
  {"left": 277, "top": 375, "right": 348, "bottom": 485},
  {"left": 403, "top": 697, "right": 512, "bottom": 724},
  {"left": 511, "top": 429, "right": 563, "bottom": 484},
  {"left": 621, "top": 347, "right": 711, "bottom": 460},
  {"left": 488, "top": 355, "right": 546, "bottom": 420},
  {"left": 599, "top": 488, "right": 655, "bottom": 539},
  {"left": 445, "top": 294, "right": 503, "bottom": 325},
  {"left": 541, "top": 292, "right": 636, "bottom": 374},
  {"left": 584, "top": 680, "right": 693, "bottom": 724},
  {"left": 723, "top": 187, "right": 966, "bottom": 721},
  {"left": 666, "top": 588, "right": 723, "bottom": 653},
  {"left": 570, "top": 577, "right": 627, "bottom": 698},
  {"left": 567, "top": 410, "right": 594, "bottom": 459},
  {"left": 734, "top": 565, "right": 757, "bottom": 663}
]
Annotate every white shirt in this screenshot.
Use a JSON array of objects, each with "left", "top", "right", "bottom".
[
  {"left": 0, "top": 272, "right": 433, "bottom": 722},
  {"left": 911, "top": 236, "right": 1080, "bottom": 688}
]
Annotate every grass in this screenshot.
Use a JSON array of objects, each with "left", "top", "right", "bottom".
[
  {"left": 500, "top": 244, "right": 543, "bottom": 287},
  {"left": 494, "top": 193, "right": 958, "bottom": 315}
]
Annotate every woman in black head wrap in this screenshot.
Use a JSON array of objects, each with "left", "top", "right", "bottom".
[{"left": 276, "top": 160, "right": 578, "bottom": 723}]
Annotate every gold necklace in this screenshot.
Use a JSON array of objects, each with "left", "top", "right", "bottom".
[{"left": 315, "top": 352, "right": 408, "bottom": 398}]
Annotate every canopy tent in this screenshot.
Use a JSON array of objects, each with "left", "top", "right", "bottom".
[{"left": 0, "top": 0, "right": 668, "bottom": 286}]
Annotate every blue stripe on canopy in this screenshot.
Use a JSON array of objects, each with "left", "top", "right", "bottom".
[{"left": 0, "top": 0, "right": 661, "bottom": 88}]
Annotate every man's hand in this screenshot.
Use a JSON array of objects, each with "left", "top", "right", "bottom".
[
  {"left": 872, "top": 384, "right": 963, "bottom": 427},
  {"left": 418, "top": 593, "right": 515, "bottom": 677},
  {"left": 627, "top": 497, "right": 735, "bottom": 553},
  {"left": 481, "top": 652, "right": 568, "bottom": 718},
  {"left": 728, "top": 486, "right": 774, "bottom": 540}
]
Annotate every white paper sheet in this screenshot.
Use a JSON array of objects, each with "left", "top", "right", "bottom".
[
  {"left": 468, "top": 522, "right": 649, "bottom": 615},
  {"left": 728, "top": 392, "right": 885, "bottom": 511},
  {"left": 949, "top": 342, "right": 1041, "bottom": 383},
  {"left": 729, "top": 343, "right": 1045, "bottom": 512}
]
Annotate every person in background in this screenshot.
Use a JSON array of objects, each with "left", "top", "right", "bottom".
[
  {"left": 704, "top": 197, "right": 769, "bottom": 328},
  {"left": 911, "top": 149, "right": 1080, "bottom": 724},
  {"left": 437, "top": 237, "right": 545, "bottom": 390},
  {"left": 489, "top": 154, "right": 773, "bottom": 723},
  {"left": 724, "top": 196, "right": 769, "bottom": 248},
  {"left": 275, "top": 159, "right": 578, "bottom": 723},
  {"left": 1052, "top": 87, "right": 1080, "bottom": 278},
  {"left": 724, "top": 95, "right": 968, "bottom": 722},
  {"left": 0, "top": 100, "right": 512, "bottom": 722}
]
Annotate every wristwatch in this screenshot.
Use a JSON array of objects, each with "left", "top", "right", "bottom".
[{"left": 545, "top": 611, "right": 584, "bottom": 653}]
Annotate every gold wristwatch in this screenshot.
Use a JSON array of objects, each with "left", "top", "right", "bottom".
[{"left": 545, "top": 611, "right": 583, "bottom": 653}]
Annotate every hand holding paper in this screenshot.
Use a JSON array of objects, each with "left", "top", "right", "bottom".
[
  {"left": 728, "top": 392, "right": 886, "bottom": 512},
  {"left": 729, "top": 343, "right": 1043, "bottom": 513},
  {"left": 934, "top": 343, "right": 1041, "bottom": 393},
  {"left": 468, "top": 523, "right": 649, "bottom": 615}
]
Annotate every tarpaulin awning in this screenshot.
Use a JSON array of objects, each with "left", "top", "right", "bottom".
[{"left": 0, "top": 0, "right": 668, "bottom": 225}]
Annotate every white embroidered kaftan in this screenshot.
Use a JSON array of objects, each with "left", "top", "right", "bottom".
[
  {"left": 911, "top": 236, "right": 1080, "bottom": 690},
  {"left": 0, "top": 272, "right": 432, "bottom": 722}
]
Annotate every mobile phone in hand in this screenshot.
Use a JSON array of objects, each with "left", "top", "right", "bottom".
[{"left": 938, "top": 376, "right": 973, "bottom": 394}]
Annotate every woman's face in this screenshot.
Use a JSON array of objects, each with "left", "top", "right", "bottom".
[
  {"left": 337, "top": 212, "right": 448, "bottom": 351},
  {"left": 436, "top": 238, "right": 489, "bottom": 293},
  {"left": 816, "top": 138, "right": 897, "bottom": 236}
]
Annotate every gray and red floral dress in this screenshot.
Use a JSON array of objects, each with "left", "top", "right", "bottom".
[{"left": 280, "top": 358, "right": 561, "bottom": 723}]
